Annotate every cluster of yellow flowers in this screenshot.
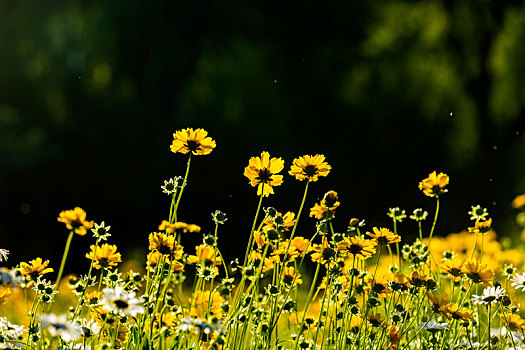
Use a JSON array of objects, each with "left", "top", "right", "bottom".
[{"left": 2, "top": 127, "right": 525, "bottom": 350}]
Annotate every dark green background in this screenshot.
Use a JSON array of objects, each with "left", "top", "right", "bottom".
[{"left": 1, "top": 1, "right": 525, "bottom": 273}]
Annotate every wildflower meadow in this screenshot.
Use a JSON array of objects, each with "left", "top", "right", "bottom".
[{"left": 2, "top": 127, "right": 525, "bottom": 350}]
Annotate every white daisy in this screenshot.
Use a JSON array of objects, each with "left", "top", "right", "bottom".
[
  {"left": 417, "top": 319, "right": 448, "bottom": 332},
  {"left": 472, "top": 286, "right": 506, "bottom": 305},
  {"left": 0, "top": 317, "right": 26, "bottom": 340},
  {"left": 511, "top": 272, "right": 525, "bottom": 292},
  {"left": 38, "top": 314, "right": 82, "bottom": 342},
  {"left": 80, "top": 318, "right": 101, "bottom": 338},
  {"left": 101, "top": 285, "right": 144, "bottom": 317}
]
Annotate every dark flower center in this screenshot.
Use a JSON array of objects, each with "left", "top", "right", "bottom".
[
  {"left": 377, "top": 237, "right": 388, "bottom": 245},
  {"left": 303, "top": 165, "right": 318, "bottom": 177},
  {"left": 257, "top": 168, "right": 272, "bottom": 183},
  {"left": 186, "top": 140, "right": 200, "bottom": 151},
  {"left": 348, "top": 244, "right": 364, "bottom": 255},
  {"left": 113, "top": 299, "right": 129, "bottom": 309},
  {"left": 158, "top": 244, "right": 172, "bottom": 255}
]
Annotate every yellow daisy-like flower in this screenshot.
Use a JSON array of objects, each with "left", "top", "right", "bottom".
[
  {"left": 85, "top": 290, "right": 102, "bottom": 306},
  {"left": 244, "top": 151, "right": 285, "bottom": 197},
  {"left": 418, "top": 171, "right": 449, "bottom": 197},
  {"left": 366, "top": 227, "right": 401, "bottom": 246},
  {"left": 336, "top": 236, "right": 377, "bottom": 260},
  {"left": 148, "top": 232, "right": 175, "bottom": 255},
  {"left": 263, "top": 211, "right": 296, "bottom": 231},
  {"left": 461, "top": 259, "right": 494, "bottom": 286},
  {"left": 189, "top": 290, "right": 224, "bottom": 319},
  {"left": 289, "top": 154, "right": 331, "bottom": 182},
  {"left": 159, "top": 220, "right": 201, "bottom": 234},
  {"left": 500, "top": 312, "right": 525, "bottom": 332},
  {"left": 309, "top": 191, "right": 340, "bottom": 220},
  {"left": 365, "top": 275, "right": 391, "bottom": 296},
  {"left": 447, "top": 303, "right": 473, "bottom": 322},
  {"left": 367, "top": 313, "right": 386, "bottom": 328},
  {"left": 85, "top": 244, "right": 122, "bottom": 270},
  {"left": 427, "top": 293, "right": 451, "bottom": 318},
  {"left": 187, "top": 245, "right": 222, "bottom": 266},
  {"left": 348, "top": 315, "right": 363, "bottom": 333},
  {"left": 440, "top": 258, "right": 464, "bottom": 282},
  {"left": 170, "top": 128, "right": 216, "bottom": 155},
  {"left": 57, "top": 207, "right": 94, "bottom": 236},
  {"left": 282, "top": 266, "right": 302, "bottom": 285},
  {"left": 20, "top": 257, "right": 54, "bottom": 279},
  {"left": 468, "top": 218, "right": 493, "bottom": 234}
]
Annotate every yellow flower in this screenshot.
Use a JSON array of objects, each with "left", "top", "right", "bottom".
[
  {"left": 20, "top": 257, "right": 54, "bottom": 279},
  {"left": 159, "top": 220, "right": 201, "bottom": 234},
  {"left": 189, "top": 290, "right": 224, "bottom": 319},
  {"left": 85, "top": 290, "right": 102, "bottom": 306},
  {"left": 148, "top": 232, "right": 175, "bottom": 255},
  {"left": 418, "top": 171, "right": 449, "bottom": 197},
  {"left": 366, "top": 227, "right": 401, "bottom": 246},
  {"left": 367, "top": 313, "right": 386, "bottom": 328},
  {"left": 282, "top": 266, "right": 302, "bottom": 285},
  {"left": 187, "top": 245, "right": 222, "bottom": 266},
  {"left": 468, "top": 218, "right": 493, "bottom": 234},
  {"left": 365, "top": 275, "right": 391, "bottom": 296},
  {"left": 440, "top": 258, "right": 464, "bottom": 282},
  {"left": 336, "top": 236, "right": 377, "bottom": 260},
  {"left": 461, "top": 259, "right": 494, "bottom": 286},
  {"left": 447, "top": 303, "right": 473, "bottom": 322},
  {"left": 249, "top": 251, "right": 274, "bottom": 273},
  {"left": 500, "top": 312, "right": 525, "bottom": 332},
  {"left": 427, "top": 293, "right": 451, "bottom": 318},
  {"left": 243, "top": 151, "right": 284, "bottom": 197},
  {"left": 263, "top": 211, "right": 295, "bottom": 231},
  {"left": 289, "top": 154, "right": 331, "bottom": 182},
  {"left": 512, "top": 194, "right": 525, "bottom": 209},
  {"left": 157, "top": 312, "right": 179, "bottom": 328},
  {"left": 57, "top": 207, "right": 94, "bottom": 236},
  {"left": 289, "top": 237, "right": 311, "bottom": 253},
  {"left": 85, "top": 244, "right": 122, "bottom": 269},
  {"left": 146, "top": 251, "right": 162, "bottom": 268},
  {"left": 0, "top": 286, "right": 12, "bottom": 305},
  {"left": 348, "top": 315, "right": 363, "bottom": 333},
  {"left": 170, "top": 128, "right": 216, "bottom": 155},
  {"left": 309, "top": 191, "right": 340, "bottom": 220}
]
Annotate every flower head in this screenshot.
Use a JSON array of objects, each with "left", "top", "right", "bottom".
[
  {"left": 85, "top": 244, "right": 122, "bottom": 270},
  {"left": 418, "top": 171, "right": 449, "bottom": 197},
  {"left": 511, "top": 272, "right": 525, "bottom": 292},
  {"left": 100, "top": 286, "right": 144, "bottom": 317},
  {"left": 289, "top": 154, "right": 331, "bottom": 182},
  {"left": 472, "top": 286, "right": 505, "bottom": 305},
  {"left": 244, "top": 151, "right": 284, "bottom": 197},
  {"left": 20, "top": 258, "right": 54, "bottom": 280},
  {"left": 366, "top": 227, "right": 401, "bottom": 246},
  {"left": 468, "top": 218, "right": 493, "bottom": 234},
  {"left": 469, "top": 205, "right": 489, "bottom": 222},
  {"left": 309, "top": 191, "right": 340, "bottom": 220},
  {"left": 336, "top": 236, "right": 377, "bottom": 260},
  {"left": 57, "top": 207, "right": 94, "bottom": 236},
  {"left": 170, "top": 128, "right": 216, "bottom": 155},
  {"left": 410, "top": 208, "right": 428, "bottom": 221},
  {"left": 91, "top": 222, "right": 111, "bottom": 241},
  {"left": 38, "top": 314, "right": 82, "bottom": 342},
  {"left": 161, "top": 176, "right": 183, "bottom": 195},
  {"left": 189, "top": 290, "right": 224, "bottom": 319},
  {"left": 387, "top": 208, "right": 406, "bottom": 223},
  {"left": 462, "top": 259, "right": 494, "bottom": 286}
]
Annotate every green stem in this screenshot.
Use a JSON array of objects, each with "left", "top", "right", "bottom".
[
  {"left": 242, "top": 187, "right": 265, "bottom": 266},
  {"left": 54, "top": 230, "right": 75, "bottom": 290},
  {"left": 173, "top": 154, "right": 192, "bottom": 223},
  {"left": 428, "top": 197, "right": 440, "bottom": 245}
]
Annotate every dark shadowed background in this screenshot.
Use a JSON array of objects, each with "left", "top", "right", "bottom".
[{"left": 1, "top": 0, "right": 525, "bottom": 275}]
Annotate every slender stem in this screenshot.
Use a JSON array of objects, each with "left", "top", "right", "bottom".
[
  {"left": 173, "top": 154, "right": 192, "bottom": 223},
  {"left": 242, "top": 187, "right": 265, "bottom": 266},
  {"left": 54, "top": 230, "right": 75, "bottom": 290},
  {"left": 428, "top": 197, "right": 440, "bottom": 245}
]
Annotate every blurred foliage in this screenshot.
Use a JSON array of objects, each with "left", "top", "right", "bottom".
[{"left": 1, "top": 0, "right": 525, "bottom": 270}]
